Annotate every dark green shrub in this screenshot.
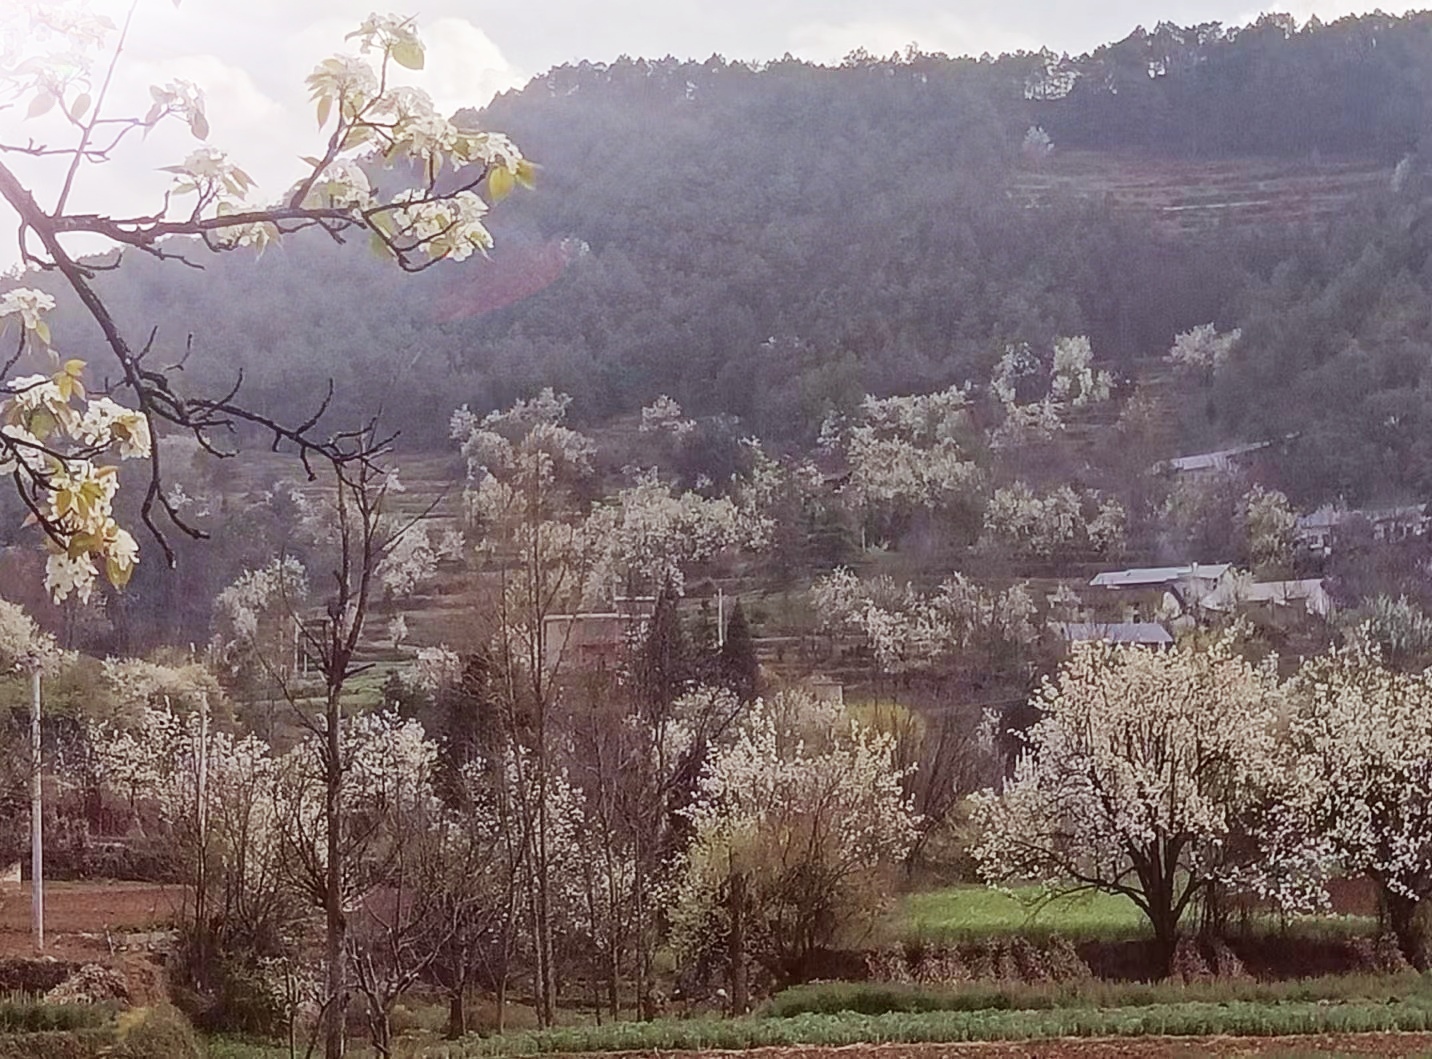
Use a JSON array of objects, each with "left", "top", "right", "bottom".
[
  {"left": 0, "top": 999, "right": 110, "bottom": 1033},
  {"left": 0, "top": 1029, "right": 110, "bottom": 1058}
]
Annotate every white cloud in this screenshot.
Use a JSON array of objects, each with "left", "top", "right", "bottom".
[{"left": 402, "top": 18, "right": 529, "bottom": 115}]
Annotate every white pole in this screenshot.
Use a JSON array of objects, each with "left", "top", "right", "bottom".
[
  {"left": 29, "top": 664, "right": 42, "bottom": 952},
  {"left": 196, "top": 690, "right": 209, "bottom": 937},
  {"left": 717, "top": 588, "right": 726, "bottom": 649}
]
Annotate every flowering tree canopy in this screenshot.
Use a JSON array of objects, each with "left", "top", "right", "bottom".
[
  {"left": 1281, "top": 640, "right": 1432, "bottom": 959},
  {"left": 971, "top": 635, "right": 1284, "bottom": 962},
  {"left": 812, "top": 566, "right": 1038, "bottom": 674},
  {"left": 820, "top": 386, "right": 982, "bottom": 523},
  {"left": 982, "top": 482, "right": 1126, "bottom": 559},
  {"left": 0, "top": 596, "right": 59, "bottom": 671},
  {"left": 1166, "top": 323, "right": 1241, "bottom": 375},
  {"left": 0, "top": 3, "right": 528, "bottom": 601},
  {"left": 670, "top": 691, "right": 919, "bottom": 973}
]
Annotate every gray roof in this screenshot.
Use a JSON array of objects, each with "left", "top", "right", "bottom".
[
  {"left": 1297, "top": 504, "right": 1426, "bottom": 532},
  {"left": 1057, "top": 622, "right": 1174, "bottom": 645},
  {"left": 1165, "top": 441, "right": 1270, "bottom": 473},
  {"left": 1089, "top": 563, "right": 1231, "bottom": 589}
]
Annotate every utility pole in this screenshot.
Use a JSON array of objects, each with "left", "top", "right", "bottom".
[
  {"left": 195, "top": 690, "right": 210, "bottom": 945},
  {"left": 28, "top": 660, "right": 42, "bottom": 952}
]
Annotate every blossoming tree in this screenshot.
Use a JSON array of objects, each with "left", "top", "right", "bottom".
[
  {"left": 670, "top": 691, "right": 918, "bottom": 1005},
  {"left": 0, "top": 3, "right": 530, "bottom": 603},
  {"left": 1282, "top": 641, "right": 1432, "bottom": 963},
  {"left": 971, "top": 635, "right": 1285, "bottom": 970}
]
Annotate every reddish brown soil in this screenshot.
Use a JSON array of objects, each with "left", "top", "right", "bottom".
[
  {"left": 0, "top": 881, "right": 182, "bottom": 957},
  {"left": 563, "top": 1037, "right": 1432, "bottom": 1057}
]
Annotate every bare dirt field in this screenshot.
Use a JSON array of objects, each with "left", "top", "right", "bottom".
[
  {"left": 574, "top": 1037, "right": 1432, "bottom": 1058},
  {"left": 0, "top": 881, "right": 181, "bottom": 957}
]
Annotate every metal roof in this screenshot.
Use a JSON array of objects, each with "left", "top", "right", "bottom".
[
  {"left": 1089, "top": 563, "right": 1231, "bottom": 588},
  {"left": 1056, "top": 622, "right": 1174, "bottom": 645}
]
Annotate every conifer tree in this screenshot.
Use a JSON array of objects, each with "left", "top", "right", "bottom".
[{"left": 719, "top": 601, "right": 759, "bottom": 703}]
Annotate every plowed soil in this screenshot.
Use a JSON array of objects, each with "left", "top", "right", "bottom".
[{"left": 0, "top": 881, "right": 181, "bottom": 956}]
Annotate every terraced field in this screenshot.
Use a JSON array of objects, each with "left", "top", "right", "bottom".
[{"left": 1009, "top": 152, "right": 1391, "bottom": 236}]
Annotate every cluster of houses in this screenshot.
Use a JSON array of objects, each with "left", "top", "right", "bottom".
[
  {"left": 1056, "top": 561, "right": 1333, "bottom": 648},
  {"left": 1058, "top": 437, "right": 1432, "bottom": 648},
  {"left": 1161, "top": 438, "right": 1431, "bottom": 557}
]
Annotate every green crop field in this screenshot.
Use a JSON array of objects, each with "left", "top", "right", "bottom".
[
  {"left": 898, "top": 884, "right": 1149, "bottom": 942},
  {"left": 897, "top": 885, "right": 1377, "bottom": 943}
]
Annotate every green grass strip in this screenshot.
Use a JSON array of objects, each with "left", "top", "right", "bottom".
[
  {"left": 433, "top": 997, "right": 1432, "bottom": 1056},
  {"left": 766, "top": 972, "right": 1432, "bottom": 1017}
]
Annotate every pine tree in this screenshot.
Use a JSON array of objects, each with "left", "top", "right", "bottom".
[
  {"left": 719, "top": 601, "right": 759, "bottom": 703},
  {"left": 637, "top": 579, "right": 692, "bottom": 714}
]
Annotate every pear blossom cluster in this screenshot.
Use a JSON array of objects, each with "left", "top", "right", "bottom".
[
  {"left": 989, "top": 336, "right": 1113, "bottom": 449},
  {"left": 588, "top": 470, "right": 773, "bottom": 595},
  {"left": 0, "top": 597, "right": 59, "bottom": 671},
  {"left": 968, "top": 629, "right": 1432, "bottom": 958},
  {"left": 982, "top": 482, "right": 1126, "bottom": 558},
  {"left": 1280, "top": 640, "right": 1432, "bottom": 906},
  {"left": 0, "top": 290, "right": 150, "bottom": 601},
  {"left": 812, "top": 567, "right": 1037, "bottom": 673},
  {"left": 971, "top": 635, "right": 1286, "bottom": 949},
  {"left": 670, "top": 691, "right": 919, "bottom": 964},
  {"left": 1239, "top": 484, "right": 1297, "bottom": 571},
  {"left": 1167, "top": 323, "right": 1242, "bottom": 374},
  {"left": 822, "top": 386, "right": 982, "bottom": 517},
  {"left": 0, "top": 7, "right": 531, "bottom": 603},
  {"left": 639, "top": 395, "right": 696, "bottom": 438},
  {"left": 454, "top": 390, "right": 773, "bottom": 601}
]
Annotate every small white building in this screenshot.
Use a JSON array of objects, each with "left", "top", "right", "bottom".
[
  {"left": 1204, "top": 576, "right": 1334, "bottom": 619},
  {"left": 1161, "top": 441, "right": 1271, "bottom": 476}
]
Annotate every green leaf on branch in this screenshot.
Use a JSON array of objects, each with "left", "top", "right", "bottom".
[
  {"left": 26, "top": 91, "right": 56, "bottom": 119},
  {"left": 488, "top": 166, "right": 515, "bottom": 202},
  {"left": 391, "top": 40, "right": 425, "bottom": 70}
]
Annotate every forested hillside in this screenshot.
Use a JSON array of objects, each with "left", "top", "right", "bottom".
[{"left": 23, "top": 12, "right": 1432, "bottom": 510}]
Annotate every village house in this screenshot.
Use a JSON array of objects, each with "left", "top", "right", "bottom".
[
  {"left": 1160, "top": 440, "right": 1272, "bottom": 476},
  {"left": 1295, "top": 503, "right": 1429, "bottom": 556},
  {"left": 1087, "top": 562, "right": 1235, "bottom": 623},
  {"left": 1203, "top": 576, "right": 1334, "bottom": 620},
  {"left": 541, "top": 595, "right": 655, "bottom": 676}
]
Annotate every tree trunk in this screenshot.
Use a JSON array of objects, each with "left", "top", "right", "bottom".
[
  {"left": 1150, "top": 904, "right": 1181, "bottom": 978},
  {"left": 324, "top": 690, "right": 346, "bottom": 1059},
  {"left": 728, "top": 870, "right": 748, "bottom": 1014},
  {"left": 446, "top": 988, "right": 466, "bottom": 1040},
  {"left": 1383, "top": 887, "right": 1426, "bottom": 967}
]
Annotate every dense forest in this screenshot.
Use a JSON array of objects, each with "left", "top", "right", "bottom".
[{"left": 26, "top": 11, "right": 1432, "bottom": 533}]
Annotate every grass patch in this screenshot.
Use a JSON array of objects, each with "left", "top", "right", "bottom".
[
  {"left": 0, "top": 998, "right": 113, "bottom": 1033},
  {"left": 765, "top": 972, "right": 1432, "bottom": 1018},
  {"left": 900, "top": 885, "right": 1147, "bottom": 942},
  {"left": 435, "top": 997, "right": 1432, "bottom": 1055},
  {"left": 898, "top": 885, "right": 1378, "bottom": 943}
]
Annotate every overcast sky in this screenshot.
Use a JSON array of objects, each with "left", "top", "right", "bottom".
[{"left": 3, "top": 0, "right": 1424, "bottom": 269}]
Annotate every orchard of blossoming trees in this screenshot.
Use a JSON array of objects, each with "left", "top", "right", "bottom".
[{"left": 15, "top": 2, "right": 1432, "bottom": 1055}]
